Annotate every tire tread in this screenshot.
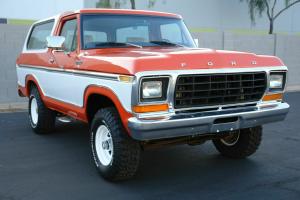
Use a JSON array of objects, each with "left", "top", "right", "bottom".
[
  {"left": 91, "top": 107, "right": 140, "bottom": 181},
  {"left": 213, "top": 126, "right": 262, "bottom": 159}
]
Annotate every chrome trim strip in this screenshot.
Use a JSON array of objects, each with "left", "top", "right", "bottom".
[
  {"left": 17, "top": 64, "right": 122, "bottom": 81},
  {"left": 174, "top": 101, "right": 258, "bottom": 112},
  {"left": 17, "top": 64, "right": 134, "bottom": 112},
  {"left": 134, "top": 66, "right": 287, "bottom": 77}
]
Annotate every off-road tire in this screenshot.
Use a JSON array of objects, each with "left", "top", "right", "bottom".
[
  {"left": 90, "top": 107, "right": 141, "bottom": 181},
  {"left": 213, "top": 126, "right": 262, "bottom": 159},
  {"left": 28, "top": 86, "right": 56, "bottom": 134}
]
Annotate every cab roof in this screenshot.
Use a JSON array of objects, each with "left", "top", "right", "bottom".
[{"left": 62, "top": 8, "right": 181, "bottom": 19}]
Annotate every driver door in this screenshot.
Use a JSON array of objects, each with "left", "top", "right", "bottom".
[
  {"left": 48, "top": 16, "right": 83, "bottom": 107},
  {"left": 52, "top": 17, "right": 79, "bottom": 70}
]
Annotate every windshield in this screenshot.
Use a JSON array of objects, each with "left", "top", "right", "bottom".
[{"left": 81, "top": 14, "right": 196, "bottom": 49}]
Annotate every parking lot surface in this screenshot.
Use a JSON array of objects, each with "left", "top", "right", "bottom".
[{"left": 0, "top": 92, "right": 299, "bottom": 200}]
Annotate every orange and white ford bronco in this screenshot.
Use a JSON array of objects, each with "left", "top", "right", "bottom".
[{"left": 17, "top": 9, "right": 289, "bottom": 181}]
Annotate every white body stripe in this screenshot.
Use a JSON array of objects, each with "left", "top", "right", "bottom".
[{"left": 17, "top": 65, "right": 133, "bottom": 112}]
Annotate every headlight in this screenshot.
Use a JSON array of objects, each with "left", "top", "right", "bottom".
[
  {"left": 270, "top": 74, "right": 283, "bottom": 89},
  {"left": 269, "top": 72, "right": 286, "bottom": 91},
  {"left": 140, "top": 77, "right": 169, "bottom": 102},
  {"left": 142, "top": 81, "right": 162, "bottom": 98}
]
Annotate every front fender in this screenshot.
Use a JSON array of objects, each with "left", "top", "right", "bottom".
[{"left": 84, "top": 85, "right": 133, "bottom": 134}]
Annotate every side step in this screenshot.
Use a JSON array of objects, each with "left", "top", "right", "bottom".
[{"left": 57, "top": 116, "right": 73, "bottom": 123}]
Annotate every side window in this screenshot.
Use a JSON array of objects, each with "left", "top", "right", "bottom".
[
  {"left": 27, "top": 21, "right": 54, "bottom": 50},
  {"left": 116, "top": 26, "right": 149, "bottom": 43},
  {"left": 160, "top": 23, "right": 183, "bottom": 43},
  {"left": 60, "top": 19, "right": 77, "bottom": 52}
]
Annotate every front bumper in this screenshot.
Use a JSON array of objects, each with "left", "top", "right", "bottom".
[{"left": 128, "top": 102, "right": 289, "bottom": 141}]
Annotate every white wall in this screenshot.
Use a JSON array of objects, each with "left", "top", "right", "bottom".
[
  {"left": 133, "top": 0, "right": 300, "bottom": 33},
  {"left": 95, "top": 0, "right": 300, "bottom": 33},
  {"left": 0, "top": 0, "right": 83, "bottom": 19}
]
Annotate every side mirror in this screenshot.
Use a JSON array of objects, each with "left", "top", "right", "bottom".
[
  {"left": 193, "top": 38, "right": 199, "bottom": 47},
  {"left": 46, "top": 36, "right": 65, "bottom": 50}
]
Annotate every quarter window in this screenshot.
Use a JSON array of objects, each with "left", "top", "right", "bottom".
[{"left": 27, "top": 21, "right": 54, "bottom": 50}]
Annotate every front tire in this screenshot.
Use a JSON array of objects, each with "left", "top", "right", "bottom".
[
  {"left": 90, "top": 107, "right": 141, "bottom": 181},
  {"left": 213, "top": 126, "right": 262, "bottom": 159},
  {"left": 28, "top": 86, "right": 56, "bottom": 134}
]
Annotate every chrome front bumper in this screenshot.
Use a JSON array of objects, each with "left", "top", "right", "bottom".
[{"left": 128, "top": 102, "right": 290, "bottom": 141}]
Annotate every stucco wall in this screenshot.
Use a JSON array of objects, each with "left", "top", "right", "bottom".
[
  {"left": 0, "top": 24, "right": 299, "bottom": 105},
  {"left": 0, "top": 25, "right": 30, "bottom": 104},
  {"left": 1, "top": 0, "right": 300, "bottom": 33}
]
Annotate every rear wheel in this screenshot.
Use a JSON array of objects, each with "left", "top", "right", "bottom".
[
  {"left": 28, "top": 86, "right": 56, "bottom": 134},
  {"left": 90, "top": 107, "right": 141, "bottom": 181},
  {"left": 212, "top": 126, "right": 262, "bottom": 159}
]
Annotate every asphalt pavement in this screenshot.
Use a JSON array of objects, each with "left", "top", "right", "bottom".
[{"left": 0, "top": 92, "right": 299, "bottom": 200}]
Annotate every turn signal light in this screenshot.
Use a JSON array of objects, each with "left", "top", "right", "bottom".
[
  {"left": 262, "top": 93, "right": 283, "bottom": 101},
  {"left": 133, "top": 104, "right": 169, "bottom": 113}
]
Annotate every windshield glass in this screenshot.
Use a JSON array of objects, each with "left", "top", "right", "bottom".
[{"left": 81, "top": 14, "right": 196, "bottom": 49}]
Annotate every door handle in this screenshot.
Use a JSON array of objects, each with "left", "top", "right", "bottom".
[
  {"left": 75, "top": 60, "right": 83, "bottom": 66},
  {"left": 49, "top": 58, "right": 55, "bottom": 64}
]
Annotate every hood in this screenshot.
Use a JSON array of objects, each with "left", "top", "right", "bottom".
[{"left": 80, "top": 47, "right": 284, "bottom": 75}]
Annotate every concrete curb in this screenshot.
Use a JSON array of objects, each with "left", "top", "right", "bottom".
[
  {"left": 0, "top": 86, "right": 299, "bottom": 113},
  {"left": 0, "top": 102, "right": 27, "bottom": 112}
]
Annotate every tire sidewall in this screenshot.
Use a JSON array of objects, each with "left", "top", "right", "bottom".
[
  {"left": 28, "top": 86, "right": 55, "bottom": 134},
  {"left": 28, "top": 94, "right": 38, "bottom": 129},
  {"left": 91, "top": 117, "right": 114, "bottom": 175}
]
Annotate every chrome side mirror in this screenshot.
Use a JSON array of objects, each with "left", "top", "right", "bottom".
[
  {"left": 193, "top": 38, "right": 199, "bottom": 47},
  {"left": 46, "top": 36, "right": 65, "bottom": 50}
]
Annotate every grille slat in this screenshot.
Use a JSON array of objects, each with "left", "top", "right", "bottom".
[{"left": 174, "top": 72, "right": 267, "bottom": 109}]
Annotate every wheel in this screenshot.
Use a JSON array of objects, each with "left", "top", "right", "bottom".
[
  {"left": 212, "top": 126, "right": 262, "bottom": 159},
  {"left": 28, "top": 86, "right": 56, "bottom": 134},
  {"left": 90, "top": 107, "right": 141, "bottom": 181}
]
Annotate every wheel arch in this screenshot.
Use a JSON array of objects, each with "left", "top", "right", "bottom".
[
  {"left": 84, "top": 85, "right": 132, "bottom": 134},
  {"left": 25, "top": 75, "right": 44, "bottom": 97}
]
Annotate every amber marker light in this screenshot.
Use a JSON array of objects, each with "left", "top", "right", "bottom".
[
  {"left": 133, "top": 104, "right": 169, "bottom": 113},
  {"left": 119, "top": 75, "right": 134, "bottom": 83},
  {"left": 262, "top": 93, "right": 283, "bottom": 101}
]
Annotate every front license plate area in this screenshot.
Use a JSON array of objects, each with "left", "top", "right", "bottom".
[{"left": 210, "top": 117, "right": 240, "bottom": 133}]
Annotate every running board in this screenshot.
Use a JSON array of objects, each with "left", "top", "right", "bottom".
[{"left": 57, "top": 116, "right": 73, "bottom": 123}]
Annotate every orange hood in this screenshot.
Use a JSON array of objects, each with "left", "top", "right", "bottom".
[{"left": 80, "top": 47, "right": 284, "bottom": 75}]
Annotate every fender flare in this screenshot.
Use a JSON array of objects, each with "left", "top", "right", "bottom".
[
  {"left": 83, "top": 85, "right": 133, "bottom": 134},
  {"left": 24, "top": 74, "right": 44, "bottom": 98}
]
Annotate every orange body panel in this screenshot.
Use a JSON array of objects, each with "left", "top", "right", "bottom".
[{"left": 76, "top": 48, "right": 284, "bottom": 75}]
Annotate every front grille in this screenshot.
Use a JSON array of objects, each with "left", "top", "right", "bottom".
[{"left": 174, "top": 72, "right": 267, "bottom": 109}]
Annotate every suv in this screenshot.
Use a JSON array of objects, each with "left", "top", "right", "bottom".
[{"left": 16, "top": 9, "right": 289, "bottom": 181}]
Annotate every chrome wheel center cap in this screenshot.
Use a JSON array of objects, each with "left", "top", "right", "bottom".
[{"left": 102, "top": 140, "right": 109, "bottom": 150}]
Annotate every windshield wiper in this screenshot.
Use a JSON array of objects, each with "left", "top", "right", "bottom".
[
  {"left": 150, "top": 40, "right": 184, "bottom": 47},
  {"left": 95, "top": 42, "right": 142, "bottom": 48}
]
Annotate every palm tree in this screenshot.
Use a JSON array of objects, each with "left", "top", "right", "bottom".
[
  {"left": 242, "top": 0, "right": 300, "bottom": 34},
  {"left": 130, "top": 0, "right": 136, "bottom": 9}
]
